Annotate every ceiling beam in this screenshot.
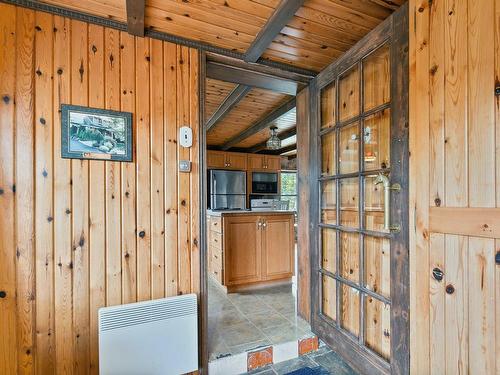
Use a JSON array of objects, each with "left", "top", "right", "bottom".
[
  {"left": 244, "top": 0, "right": 306, "bottom": 63},
  {"left": 263, "top": 144, "right": 297, "bottom": 155},
  {"left": 126, "top": 0, "right": 145, "bottom": 37},
  {"left": 206, "top": 85, "right": 252, "bottom": 131},
  {"left": 221, "top": 97, "right": 296, "bottom": 151},
  {"left": 247, "top": 127, "right": 297, "bottom": 153}
]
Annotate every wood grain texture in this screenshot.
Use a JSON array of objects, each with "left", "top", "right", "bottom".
[{"left": 0, "top": 4, "right": 200, "bottom": 373}]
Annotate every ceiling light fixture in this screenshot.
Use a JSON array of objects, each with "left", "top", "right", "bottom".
[{"left": 266, "top": 126, "right": 281, "bottom": 150}]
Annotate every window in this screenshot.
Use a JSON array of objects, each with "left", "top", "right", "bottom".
[{"left": 280, "top": 171, "right": 297, "bottom": 211}]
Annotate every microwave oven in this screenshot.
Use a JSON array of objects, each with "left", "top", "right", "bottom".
[{"left": 252, "top": 172, "right": 278, "bottom": 194}]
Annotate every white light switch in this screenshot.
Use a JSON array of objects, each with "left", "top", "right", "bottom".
[{"left": 179, "top": 126, "right": 192, "bottom": 148}]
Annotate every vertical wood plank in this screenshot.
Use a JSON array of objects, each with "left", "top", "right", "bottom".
[
  {"left": 164, "top": 42, "right": 179, "bottom": 297},
  {"left": 88, "top": 23, "right": 105, "bottom": 375},
  {"left": 0, "top": 5, "right": 18, "bottom": 374},
  {"left": 468, "top": 237, "right": 495, "bottom": 375},
  {"left": 70, "top": 20, "right": 90, "bottom": 375},
  {"left": 52, "top": 14, "right": 74, "bottom": 375},
  {"left": 177, "top": 45, "right": 191, "bottom": 295},
  {"left": 34, "top": 11, "right": 55, "bottom": 375},
  {"left": 14, "top": 7, "right": 36, "bottom": 375},
  {"left": 135, "top": 36, "right": 151, "bottom": 302},
  {"left": 444, "top": 0, "right": 468, "bottom": 207},
  {"left": 429, "top": 233, "right": 445, "bottom": 375},
  {"left": 496, "top": 0, "right": 500, "bottom": 208},
  {"left": 104, "top": 28, "right": 122, "bottom": 307},
  {"left": 189, "top": 48, "right": 200, "bottom": 295},
  {"left": 444, "top": 234, "right": 468, "bottom": 375},
  {"left": 120, "top": 31, "right": 137, "bottom": 305},
  {"left": 496, "top": 239, "right": 499, "bottom": 375},
  {"left": 150, "top": 38, "right": 165, "bottom": 299}
]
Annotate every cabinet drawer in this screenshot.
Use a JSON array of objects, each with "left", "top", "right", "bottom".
[
  {"left": 210, "top": 216, "right": 222, "bottom": 233},
  {"left": 210, "top": 231, "right": 223, "bottom": 250},
  {"left": 210, "top": 252, "right": 224, "bottom": 283}
]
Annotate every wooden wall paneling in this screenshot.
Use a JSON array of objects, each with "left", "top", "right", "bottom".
[
  {"left": 119, "top": 32, "right": 137, "bottom": 305},
  {"left": 70, "top": 19, "right": 90, "bottom": 374},
  {"left": 52, "top": 13, "right": 74, "bottom": 375},
  {"left": 189, "top": 48, "right": 201, "bottom": 295},
  {"left": 88, "top": 23, "right": 106, "bottom": 375},
  {"left": 0, "top": 5, "right": 18, "bottom": 374},
  {"left": 135, "top": 36, "right": 152, "bottom": 302},
  {"left": 34, "top": 11, "right": 55, "bottom": 374},
  {"left": 150, "top": 38, "right": 165, "bottom": 299},
  {"left": 497, "top": 0, "right": 500, "bottom": 208},
  {"left": 164, "top": 41, "right": 179, "bottom": 297},
  {"left": 496, "top": 238, "right": 500, "bottom": 375},
  {"left": 467, "top": 0, "right": 495, "bottom": 207},
  {"left": 104, "top": 28, "right": 122, "bottom": 307},
  {"left": 14, "top": 7, "right": 36, "bottom": 374},
  {"left": 409, "top": 0, "right": 430, "bottom": 373},
  {"left": 177, "top": 45, "right": 191, "bottom": 295}
]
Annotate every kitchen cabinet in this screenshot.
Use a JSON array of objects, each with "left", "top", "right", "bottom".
[
  {"left": 248, "top": 154, "right": 281, "bottom": 171},
  {"left": 207, "top": 150, "right": 247, "bottom": 170},
  {"left": 261, "top": 215, "right": 294, "bottom": 280}
]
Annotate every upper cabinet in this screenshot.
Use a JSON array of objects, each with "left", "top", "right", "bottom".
[
  {"left": 207, "top": 150, "right": 247, "bottom": 170},
  {"left": 248, "top": 154, "right": 281, "bottom": 171}
]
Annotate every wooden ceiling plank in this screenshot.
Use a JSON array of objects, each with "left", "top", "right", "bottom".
[
  {"left": 220, "top": 97, "right": 296, "bottom": 150},
  {"left": 126, "top": 0, "right": 145, "bottom": 37},
  {"left": 246, "top": 126, "right": 297, "bottom": 153},
  {"left": 206, "top": 85, "right": 252, "bottom": 131},
  {"left": 244, "top": 0, "right": 306, "bottom": 63}
]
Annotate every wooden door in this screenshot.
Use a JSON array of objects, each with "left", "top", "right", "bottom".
[
  {"left": 265, "top": 156, "right": 281, "bottom": 171},
  {"left": 248, "top": 154, "right": 264, "bottom": 170},
  {"left": 223, "top": 215, "right": 262, "bottom": 285},
  {"left": 226, "top": 152, "right": 247, "bottom": 170},
  {"left": 310, "top": 4, "right": 409, "bottom": 375},
  {"left": 261, "top": 215, "right": 294, "bottom": 280},
  {"left": 207, "top": 150, "right": 225, "bottom": 169}
]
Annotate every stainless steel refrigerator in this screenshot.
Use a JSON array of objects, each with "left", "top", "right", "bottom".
[{"left": 208, "top": 170, "right": 246, "bottom": 210}]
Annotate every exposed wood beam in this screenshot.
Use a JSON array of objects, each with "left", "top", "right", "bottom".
[
  {"left": 126, "top": 0, "right": 145, "bottom": 37},
  {"left": 247, "top": 127, "right": 297, "bottom": 153},
  {"left": 262, "top": 144, "right": 297, "bottom": 155},
  {"left": 205, "top": 85, "right": 252, "bottom": 131},
  {"left": 244, "top": 0, "right": 306, "bottom": 63},
  {"left": 207, "top": 62, "right": 300, "bottom": 96},
  {"left": 221, "top": 98, "right": 296, "bottom": 151}
]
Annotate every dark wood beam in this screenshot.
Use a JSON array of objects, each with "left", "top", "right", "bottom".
[
  {"left": 205, "top": 85, "right": 252, "bottom": 131},
  {"left": 126, "top": 0, "right": 145, "bottom": 37},
  {"left": 262, "top": 144, "right": 297, "bottom": 155},
  {"left": 220, "top": 97, "right": 296, "bottom": 151},
  {"left": 207, "top": 62, "right": 300, "bottom": 96},
  {"left": 244, "top": 0, "right": 306, "bottom": 63},
  {"left": 246, "top": 127, "right": 297, "bottom": 153}
]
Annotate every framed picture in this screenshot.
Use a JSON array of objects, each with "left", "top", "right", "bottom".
[{"left": 61, "top": 104, "right": 133, "bottom": 162}]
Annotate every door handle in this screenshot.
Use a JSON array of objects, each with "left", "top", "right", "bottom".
[
  {"left": 262, "top": 220, "right": 267, "bottom": 229},
  {"left": 257, "top": 220, "right": 263, "bottom": 230},
  {"left": 373, "top": 173, "right": 401, "bottom": 232}
]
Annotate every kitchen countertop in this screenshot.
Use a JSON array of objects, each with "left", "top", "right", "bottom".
[{"left": 207, "top": 209, "right": 295, "bottom": 216}]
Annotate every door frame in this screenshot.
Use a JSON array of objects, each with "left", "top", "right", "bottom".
[{"left": 307, "top": 4, "right": 410, "bottom": 375}]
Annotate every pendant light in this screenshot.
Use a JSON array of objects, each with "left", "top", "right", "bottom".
[{"left": 266, "top": 126, "right": 281, "bottom": 150}]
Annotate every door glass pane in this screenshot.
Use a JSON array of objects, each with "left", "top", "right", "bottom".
[
  {"left": 339, "top": 122, "right": 359, "bottom": 174},
  {"left": 321, "top": 131, "right": 336, "bottom": 176},
  {"left": 339, "top": 232, "right": 359, "bottom": 283},
  {"left": 321, "top": 228, "right": 337, "bottom": 273},
  {"left": 364, "top": 109, "right": 390, "bottom": 171},
  {"left": 339, "top": 65, "right": 360, "bottom": 122},
  {"left": 340, "top": 178, "right": 359, "bottom": 227},
  {"left": 363, "top": 44, "right": 390, "bottom": 111},
  {"left": 321, "top": 180, "right": 337, "bottom": 224},
  {"left": 340, "top": 285, "right": 360, "bottom": 337},
  {"left": 364, "top": 236, "right": 390, "bottom": 298},
  {"left": 364, "top": 296, "right": 391, "bottom": 360},
  {"left": 321, "top": 82, "right": 336, "bottom": 130},
  {"left": 364, "top": 175, "right": 388, "bottom": 233},
  {"left": 322, "top": 275, "right": 337, "bottom": 321}
]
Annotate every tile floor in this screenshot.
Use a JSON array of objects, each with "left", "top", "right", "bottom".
[
  {"left": 245, "top": 345, "right": 358, "bottom": 375},
  {"left": 208, "top": 279, "right": 313, "bottom": 361}
]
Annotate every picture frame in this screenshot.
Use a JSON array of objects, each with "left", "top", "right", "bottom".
[{"left": 61, "top": 104, "right": 133, "bottom": 162}]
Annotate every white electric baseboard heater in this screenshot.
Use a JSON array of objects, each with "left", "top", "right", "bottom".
[{"left": 99, "top": 294, "right": 198, "bottom": 375}]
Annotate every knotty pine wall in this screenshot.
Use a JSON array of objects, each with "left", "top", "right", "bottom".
[
  {"left": 410, "top": 0, "right": 499, "bottom": 374},
  {"left": 0, "top": 3, "right": 200, "bottom": 374}
]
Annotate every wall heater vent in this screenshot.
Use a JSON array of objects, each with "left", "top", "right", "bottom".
[{"left": 99, "top": 294, "right": 198, "bottom": 375}]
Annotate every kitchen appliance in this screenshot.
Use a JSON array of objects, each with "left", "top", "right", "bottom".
[
  {"left": 251, "top": 172, "right": 279, "bottom": 194},
  {"left": 99, "top": 294, "right": 198, "bottom": 375},
  {"left": 208, "top": 170, "right": 246, "bottom": 210},
  {"left": 251, "top": 198, "right": 285, "bottom": 211}
]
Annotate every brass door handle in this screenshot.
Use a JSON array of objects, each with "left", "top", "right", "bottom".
[
  {"left": 374, "top": 173, "right": 401, "bottom": 232},
  {"left": 257, "top": 220, "right": 263, "bottom": 230}
]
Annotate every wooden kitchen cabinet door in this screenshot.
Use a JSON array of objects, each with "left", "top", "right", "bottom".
[
  {"left": 248, "top": 154, "right": 265, "bottom": 170},
  {"left": 224, "top": 215, "right": 262, "bottom": 285},
  {"left": 261, "top": 215, "right": 294, "bottom": 280},
  {"left": 226, "top": 152, "right": 247, "bottom": 170},
  {"left": 265, "top": 156, "right": 281, "bottom": 171},
  {"left": 207, "top": 150, "right": 225, "bottom": 169}
]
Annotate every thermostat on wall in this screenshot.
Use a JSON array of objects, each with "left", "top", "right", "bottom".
[{"left": 179, "top": 126, "right": 193, "bottom": 148}]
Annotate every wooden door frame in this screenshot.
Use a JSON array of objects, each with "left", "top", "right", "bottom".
[{"left": 307, "top": 4, "right": 410, "bottom": 375}]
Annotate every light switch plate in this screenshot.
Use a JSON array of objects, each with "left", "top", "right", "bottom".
[
  {"left": 179, "top": 160, "right": 191, "bottom": 172},
  {"left": 179, "top": 126, "right": 193, "bottom": 148}
]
